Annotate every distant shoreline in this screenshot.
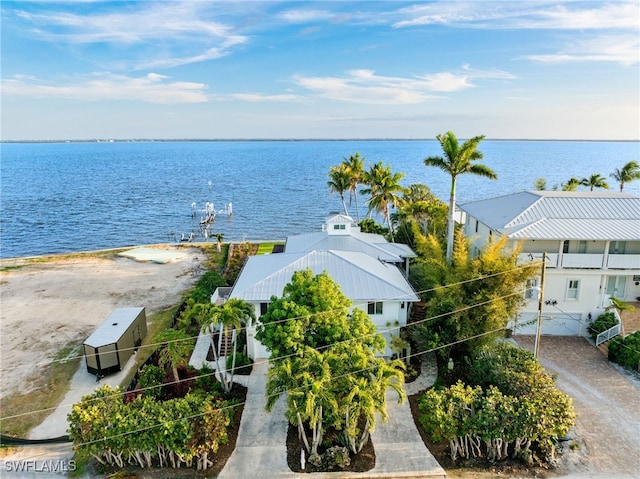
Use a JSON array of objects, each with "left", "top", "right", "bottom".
[{"left": 2, "top": 138, "right": 639, "bottom": 144}]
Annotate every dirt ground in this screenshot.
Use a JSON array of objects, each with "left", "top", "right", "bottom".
[{"left": 0, "top": 247, "right": 207, "bottom": 400}]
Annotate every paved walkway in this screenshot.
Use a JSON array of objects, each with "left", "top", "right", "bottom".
[
  {"left": 218, "top": 354, "right": 446, "bottom": 479},
  {"left": 514, "top": 335, "right": 640, "bottom": 477}
]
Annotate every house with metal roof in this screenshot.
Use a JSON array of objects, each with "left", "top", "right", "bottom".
[
  {"left": 284, "top": 213, "right": 416, "bottom": 276},
  {"left": 212, "top": 214, "right": 420, "bottom": 359},
  {"left": 457, "top": 191, "right": 640, "bottom": 337}
]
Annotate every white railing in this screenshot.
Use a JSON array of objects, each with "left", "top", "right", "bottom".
[
  {"left": 595, "top": 303, "right": 622, "bottom": 346},
  {"left": 561, "top": 253, "right": 605, "bottom": 268},
  {"left": 606, "top": 254, "right": 640, "bottom": 269}
]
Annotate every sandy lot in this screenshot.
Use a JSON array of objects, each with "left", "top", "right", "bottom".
[{"left": 0, "top": 247, "right": 207, "bottom": 400}]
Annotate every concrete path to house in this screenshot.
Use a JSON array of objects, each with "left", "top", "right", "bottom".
[
  {"left": 514, "top": 335, "right": 640, "bottom": 478},
  {"left": 217, "top": 354, "right": 446, "bottom": 479}
]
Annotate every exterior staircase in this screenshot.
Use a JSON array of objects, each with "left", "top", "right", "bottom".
[
  {"left": 409, "top": 301, "right": 427, "bottom": 324},
  {"left": 219, "top": 326, "right": 234, "bottom": 357}
]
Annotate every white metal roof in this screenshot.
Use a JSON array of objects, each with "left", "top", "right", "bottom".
[
  {"left": 285, "top": 230, "right": 416, "bottom": 261},
  {"left": 230, "top": 250, "right": 419, "bottom": 303},
  {"left": 84, "top": 307, "right": 145, "bottom": 348},
  {"left": 459, "top": 191, "right": 640, "bottom": 241}
]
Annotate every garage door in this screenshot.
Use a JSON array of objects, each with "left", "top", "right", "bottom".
[{"left": 511, "top": 313, "right": 582, "bottom": 336}]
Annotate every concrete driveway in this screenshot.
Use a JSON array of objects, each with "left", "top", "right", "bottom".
[{"left": 514, "top": 336, "right": 640, "bottom": 478}]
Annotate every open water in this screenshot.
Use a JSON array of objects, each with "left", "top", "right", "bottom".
[{"left": 1, "top": 140, "right": 638, "bottom": 259}]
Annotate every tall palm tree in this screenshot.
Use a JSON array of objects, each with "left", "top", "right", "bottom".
[
  {"left": 424, "top": 131, "right": 496, "bottom": 263},
  {"left": 360, "top": 161, "right": 406, "bottom": 242},
  {"left": 580, "top": 173, "right": 609, "bottom": 191},
  {"left": 327, "top": 165, "right": 351, "bottom": 216},
  {"left": 342, "top": 153, "right": 365, "bottom": 221},
  {"left": 610, "top": 160, "right": 640, "bottom": 191}
]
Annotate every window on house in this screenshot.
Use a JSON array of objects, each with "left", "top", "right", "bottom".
[
  {"left": 333, "top": 224, "right": 346, "bottom": 230},
  {"left": 578, "top": 240, "right": 587, "bottom": 253},
  {"left": 475, "top": 220, "right": 479, "bottom": 233},
  {"left": 367, "top": 302, "right": 383, "bottom": 315},
  {"left": 260, "top": 303, "right": 269, "bottom": 315},
  {"left": 567, "top": 280, "right": 580, "bottom": 299},
  {"left": 563, "top": 240, "right": 570, "bottom": 253},
  {"left": 609, "top": 241, "right": 626, "bottom": 254}
]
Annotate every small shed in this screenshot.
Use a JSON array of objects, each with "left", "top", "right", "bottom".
[{"left": 84, "top": 307, "right": 147, "bottom": 376}]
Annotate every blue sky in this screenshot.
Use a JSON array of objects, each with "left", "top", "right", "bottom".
[{"left": 1, "top": 1, "right": 638, "bottom": 140}]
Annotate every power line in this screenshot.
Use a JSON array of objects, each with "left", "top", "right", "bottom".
[
  {"left": 1, "top": 290, "right": 524, "bottom": 421},
  {"left": 0, "top": 262, "right": 537, "bottom": 373},
  {"left": 71, "top": 325, "right": 512, "bottom": 450}
]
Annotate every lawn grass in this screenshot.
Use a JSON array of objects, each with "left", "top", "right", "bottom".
[
  {"left": 0, "top": 342, "right": 83, "bottom": 438},
  {"left": 256, "top": 242, "right": 284, "bottom": 255}
]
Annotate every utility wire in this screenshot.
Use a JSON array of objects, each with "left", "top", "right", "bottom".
[
  {"left": 0, "top": 290, "right": 524, "bottom": 421},
  {"left": 0, "top": 263, "right": 537, "bottom": 372}
]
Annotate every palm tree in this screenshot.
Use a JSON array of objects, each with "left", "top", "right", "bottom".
[
  {"left": 424, "top": 131, "right": 496, "bottom": 263},
  {"left": 214, "top": 233, "right": 224, "bottom": 253},
  {"left": 156, "top": 329, "right": 194, "bottom": 383},
  {"left": 580, "top": 173, "right": 609, "bottom": 191},
  {"left": 202, "top": 298, "right": 255, "bottom": 393},
  {"left": 561, "top": 177, "right": 581, "bottom": 191},
  {"left": 610, "top": 161, "right": 640, "bottom": 191},
  {"left": 342, "top": 153, "right": 365, "bottom": 221},
  {"left": 327, "top": 165, "right": 351, "bottom": 216},
  {"left": 360, "top": 161, "right": 406, "bottom": 242}
]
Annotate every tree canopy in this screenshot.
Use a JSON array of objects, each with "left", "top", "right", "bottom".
[{"left": 256, "top": 269, "right": 405, "bottom": 461}]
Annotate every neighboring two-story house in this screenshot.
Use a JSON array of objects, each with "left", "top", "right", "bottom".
[
  {"left": 213, "top": 214, "right": 420, "bottom": 359},
  {"left": 457, "top": 191, "right": 640, "bottom": 337}
]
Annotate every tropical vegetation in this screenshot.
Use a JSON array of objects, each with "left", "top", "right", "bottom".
[
  {"left": 423, "top": 131, "right": 497, "bottom": 263},
  {"left": 408, "top": 232, "right": 538, "bottom": 359},
  {"left": 256, "top": 269, "right": 405, "bottom": 466},
  {"left": 610, "top": 160, "right": 640, "bottom": 191},
  {"left": 608, "top": 331, "right": 640, "bottom": 370},
  {"left": 418, "top": 343, "right": 576, "bottom": 463},
  {"left": 68, "top": 385, "right": 236, "bottom": 471}
]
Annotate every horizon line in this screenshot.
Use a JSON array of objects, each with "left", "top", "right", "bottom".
[{"left": 3, "top": 138, "right": 639, "bottom": 143}]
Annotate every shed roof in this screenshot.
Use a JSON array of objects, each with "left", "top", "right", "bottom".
[
  {"left": 459, "top": 191, "right": 640, "bottom": 241},
  {"left": 230, "top": 250, "right": 419, "bottom": 304},
  {"left": 84, "top": 307, "right": 145, "bottom": 348}
]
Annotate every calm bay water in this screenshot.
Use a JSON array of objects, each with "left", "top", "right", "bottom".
[{"left": 1, "top": 140, "right": 638, "bottom": 259}]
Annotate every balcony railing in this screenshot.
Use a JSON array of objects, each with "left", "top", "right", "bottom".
[
  {"left": 519, "top": 252, "right": 640, "bottom": 270},
  {"left": 607, "top": 254, "right": 640, "bottom": 269},
  {"left": 561, "top": 253, "right": 604, "bottom": 268}
]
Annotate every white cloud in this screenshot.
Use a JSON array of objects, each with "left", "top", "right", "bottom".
[
  {"left": 2, "top": 72, "right": 209, "bottom": 104},
  {"left": 229, "top": 93, "right": 303, "bottom": 102},
  {"left": 393, "top": 1, "right": 639, "bottom": 30},
  {"left": 292, "top": 67, "right": 514, "bottom": 104},
  {"left": 12, "top": 1, "right": 248, "bottom": 69},
  {"left": 278, "top": 9, "right": 335, "bottom": 24},
  {"left": 525, "top": 33, "right": 639, "bottom": 65}
]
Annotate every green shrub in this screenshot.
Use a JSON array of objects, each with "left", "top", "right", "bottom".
[
  {"left": 189, "top": 270, "right": 227, "bottom": 304},
  {"left": 194, "top": 365, "right": 223, "bottom": 395},
  {"left": 608, "top": 331, "right": 640, "bottom": 370},
  {"left": 322, "top": 446, "right": 351, "bottom": 469},
  {"left": 226, "top": 352, "right": 252, "bottom": 375},
  {"left": 138, "top": 365, "right": 165, "bottom": 399},
  {"left": 588, "top": 312, "right": 618, "bottom": 341}
]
